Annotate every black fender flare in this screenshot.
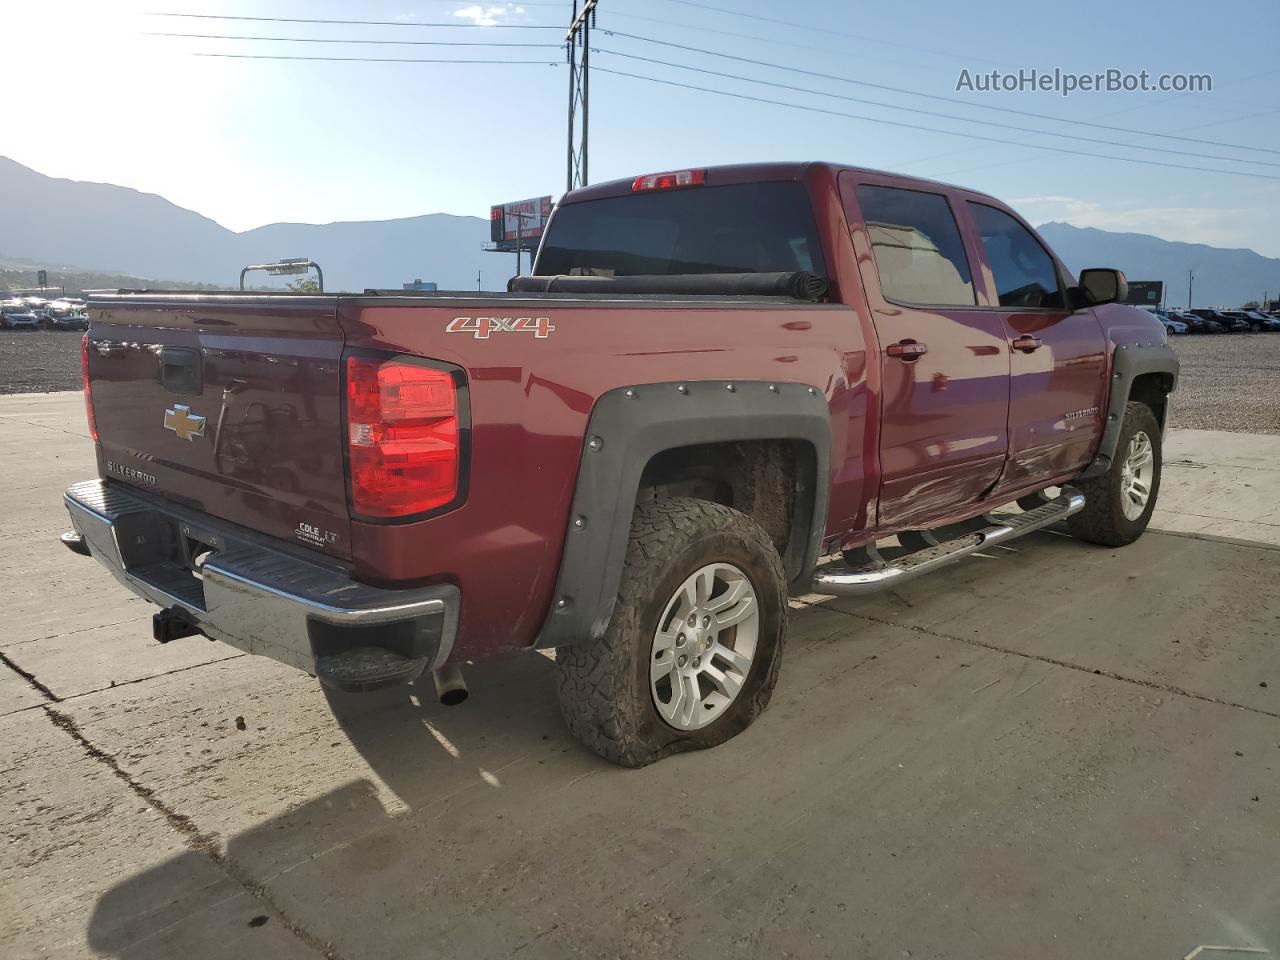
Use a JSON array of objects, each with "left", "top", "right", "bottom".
[
  {"left": 534, "top": 380, "right": 831, "bottom": 649},
  {"left": 1078, "top": 341, "right": 1179, "bottom": 479}
]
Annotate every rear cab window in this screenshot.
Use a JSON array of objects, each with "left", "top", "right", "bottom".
[
  {"left": 535, "top": 181, "right": 826, "bottom": 277},
  {"left": 853, "top": 184, "right": 976, "bottom": 307}
]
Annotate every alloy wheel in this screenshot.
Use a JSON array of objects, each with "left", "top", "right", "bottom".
[
  {"left": 1119, "top": 430, "right": 1155, "bottom": 521},
  {"left": 649, "top": 562, "right": 759, "bottom": 731}
]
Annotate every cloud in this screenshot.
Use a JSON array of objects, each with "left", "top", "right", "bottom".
[
  {"left": 453, "top": 4, "right": 529, "bottom": 26},
  {"left": 1011, "top": 194, "right": 1278, "bottom": 256}
]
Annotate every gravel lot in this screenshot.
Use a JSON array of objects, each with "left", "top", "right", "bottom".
[
  {"left": 2, "top": 327, "right": 1277, "bottom": 433},
  {"left": 0, "top": 329, "right": 82, "bottom": 394},
  {"left": 1166, "top": 332, "right": 1280, "bottom": 434}
]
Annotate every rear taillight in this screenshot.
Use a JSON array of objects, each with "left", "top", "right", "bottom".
[
  {"left": 345, "top": 355, "right": 461, "bottom": 519},
  {"left": 631, "top": 168, "right": 706, "bottom": 191},
  {"left": 81, "top": 333, "right": 98, "bottom": 442}
]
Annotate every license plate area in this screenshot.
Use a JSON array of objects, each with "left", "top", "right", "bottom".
[{"left": 114, "top": 511, "right": 220, "bottom": 612}]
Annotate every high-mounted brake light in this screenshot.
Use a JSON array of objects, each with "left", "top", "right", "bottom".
[
  {"left": 346, "top": 355, "right": 461, "bottom": 519},
  {"left": 81, "top": 332, "right": 98, "bottom": 442},
  {"left": 631, "top": 169, "right": 706, "bottom": 192}
]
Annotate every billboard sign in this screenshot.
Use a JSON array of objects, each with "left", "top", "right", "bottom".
[
  {"left": 1124, "top": 280, "right": 1163, "bottom": 307},
  {"left": 490, "top": 195, "right": 553, "bottom": 252}
]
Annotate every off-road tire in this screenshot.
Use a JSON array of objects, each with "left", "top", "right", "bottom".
[
  {"left": 555, "top": 497, "right": 788, "bottom": 767},
  {"left": 1068, "top": 401, "right": 1162, "bottom": 547}
]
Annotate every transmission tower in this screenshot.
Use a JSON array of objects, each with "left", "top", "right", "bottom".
[{"left": 565, "top": 0, "right": 598, "bottom": 192}]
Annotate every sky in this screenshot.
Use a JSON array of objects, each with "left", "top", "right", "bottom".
[{"left": 2, "top": 0, "right": 1279, "bottom": 255}]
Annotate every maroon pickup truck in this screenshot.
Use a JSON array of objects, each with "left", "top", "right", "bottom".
[{"left": 64, "top": 162, "right": 1177, "bottom": 766}]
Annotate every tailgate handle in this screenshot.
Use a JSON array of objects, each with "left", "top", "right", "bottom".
[{"left": 160, "top": 347, "right": 202, "bottom": 396}]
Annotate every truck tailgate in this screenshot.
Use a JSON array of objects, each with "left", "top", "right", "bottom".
[{"left": 86, "top": 296, "right": 351, "bottom": 560}]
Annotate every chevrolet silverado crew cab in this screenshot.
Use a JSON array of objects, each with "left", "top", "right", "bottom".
[{"left": 63, "top": 162, "right": 1177, "bottom": 766}]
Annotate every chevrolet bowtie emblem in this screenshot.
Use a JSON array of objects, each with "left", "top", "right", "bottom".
[{"left": 163, "top": 404, "right": 207, "bottom": 442}]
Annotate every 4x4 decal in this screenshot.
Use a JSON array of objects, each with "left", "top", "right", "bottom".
[{"left": 446, "top": 316, "right": 555, "bottom": 340}]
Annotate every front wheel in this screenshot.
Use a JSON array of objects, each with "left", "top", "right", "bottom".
[
  {"left": 555, "top": 497, "right": 788, "bottom": 767},
  {"left": 1069, "top": 401, "right": 1162, "bottom": 547}
]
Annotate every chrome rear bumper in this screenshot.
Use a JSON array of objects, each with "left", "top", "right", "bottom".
[{"left": 63, "top": 479, "right": 458, "bottom": 683}]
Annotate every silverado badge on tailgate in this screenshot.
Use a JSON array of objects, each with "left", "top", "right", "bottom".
[{"left": 163, "top": 404, "right": 207, "bottom": 442}]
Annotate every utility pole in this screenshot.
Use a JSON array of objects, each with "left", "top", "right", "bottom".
[
  {"left": 1187, "top": 269, "right": 1194, "bottom": 309},
  {"left": 565, "top": 0, "right": 598, "bottom": 192}
]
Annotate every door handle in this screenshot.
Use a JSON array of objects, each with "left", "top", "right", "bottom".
[
  {"left": 1011, "top": 335, "right": 1043, "bottom": 353},
  {"left": 886, "top": 339, "right": 928, "bottom": 361}
]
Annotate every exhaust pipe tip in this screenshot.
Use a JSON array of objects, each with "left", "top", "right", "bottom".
[{"left": 433, "top": 663, "right": 468, "bottom": 706}]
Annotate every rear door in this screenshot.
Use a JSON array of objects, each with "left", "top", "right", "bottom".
[
  {"left": 87, "top": 295, "right": 351, "bottom": 560},
  {"left": 839, "top": 173, "right": 1011, "bottom": 529},
  {"left": 960, "top": 201, "right": 1107, "bottom": 494}
]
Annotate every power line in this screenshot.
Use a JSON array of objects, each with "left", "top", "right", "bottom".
[
  {"left": 651, "top": 0, "right": 1013, "bottom": 69},
  {"left": 145, "top": 12, "right": 563, "bottom": 29},
  {"left": 600, "top": 29, "right": 1280, "bottom": 157},
  {"left": 601, "top": 8, "right": 970, "bottom": 75},
  {"left": 193, "top": 54, "right": 562, "bottom": 65},
  {"left": 592, "top": 48, "right": 1280, "bottom": 170},
  {"left": 149, "top": 32, "right": 561, "bottom": 48},
  {"left": 593, "top": 66, "right": 1280, "bottom": 182}
]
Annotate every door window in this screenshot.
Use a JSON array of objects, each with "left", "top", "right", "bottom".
[
  {"left": 855, "top": 184, "right": 975, "bottom": 307},
  {"left": 968, "top": 203, "right": 1064, "bottom": 309}
]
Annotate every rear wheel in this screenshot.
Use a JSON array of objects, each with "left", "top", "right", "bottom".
[
  {"left": 1068, "top": 401, "right": 1161, "bottom": 547},
  {"left": 555, "top": 497, "right": 787, "bottom": 767}
]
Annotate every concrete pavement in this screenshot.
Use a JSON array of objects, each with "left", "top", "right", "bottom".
[{"left": 1, "top": 392, "right": 1278, "bottom": 960}]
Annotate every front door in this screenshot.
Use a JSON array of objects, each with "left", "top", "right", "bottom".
[
  {"left": 840, "top": 174, "right": 1011, "bottom": 530},
  {"left": 961, "top": 201, "right": 1107, "bottom": 494}
]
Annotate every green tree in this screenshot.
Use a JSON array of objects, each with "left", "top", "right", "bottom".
[{"left": 287, "top": 276, "right": 322, "bottom": 293}]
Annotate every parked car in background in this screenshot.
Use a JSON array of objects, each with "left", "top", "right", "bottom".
[
  {"left": 1192, "top": 309, "right": 1247, "bottom": 332},
  {"left": 1141, "top": 308, "right": 1184, "bottom": 335},
  {"left": 1, "top": 301, "right": 40, "bottom": 329},
  {"left": 21, "top": 296, "right": 51, "bottom": 317},
  {"left": 40, "top": 299, "right": 89, "bottom": 330},
  {"left": 1171, "top": 310, "right": 1221, "bottom": 333},
  {"left": 1239, "top": 310, "right": 1280, "bottom": 332}
]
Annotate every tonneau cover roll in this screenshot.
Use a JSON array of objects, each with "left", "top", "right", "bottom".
[{"left": 508, "top": 271, "right": 829, "bottom": 302}]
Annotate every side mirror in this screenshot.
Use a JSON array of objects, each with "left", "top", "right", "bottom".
[{"left": 1075, "top": 267, "right": 1128, "bottom": 307}]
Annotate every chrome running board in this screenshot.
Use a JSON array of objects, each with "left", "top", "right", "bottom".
[{"left": 810, "top": 489, "right": 1086, "bottom": 596}]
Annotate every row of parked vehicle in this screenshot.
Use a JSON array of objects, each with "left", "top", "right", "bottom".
[
  {"left": 1151, "top": 307, "right": 1280, "bottom": 334},
  {"left": 0, "top": 295, "right": 90, "bottom": 330}
]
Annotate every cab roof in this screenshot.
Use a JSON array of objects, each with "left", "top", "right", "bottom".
[{"left": 559, "top": 161, "right": 1000, "bottom": 206}]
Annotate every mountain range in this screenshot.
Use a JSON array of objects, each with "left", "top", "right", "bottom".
[
  {"left": 0, "top": 156, "right": 509, "bottom": 292},
  {"left": 2, "top": 155, "right": 1277, "bottom": 306}
]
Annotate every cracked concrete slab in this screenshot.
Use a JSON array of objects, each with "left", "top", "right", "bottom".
[
  {"left": 1157, "top": 430, "right": 1280, "bottom": 546},
  {"left": 805, "top": 528, "right": 1280, "bottom": 716},
  {"left": 0, "top": 708, "right": 319, "bottom": 960},
  {"left": 2, "top": 619, "right": 242, "bottom": 701}
]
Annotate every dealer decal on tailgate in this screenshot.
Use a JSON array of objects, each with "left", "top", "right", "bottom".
[{"left": 446, "top": 316, "right": 555, "bottom": 340}]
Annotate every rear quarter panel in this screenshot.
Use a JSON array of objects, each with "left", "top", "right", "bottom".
[{"left": 339, "top": 299, "right": 863, "bottom": 658}]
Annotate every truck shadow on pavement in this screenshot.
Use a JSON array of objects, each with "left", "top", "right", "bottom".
[{"left": 84, "top": 649, "right": 607, "bottom": 958}]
